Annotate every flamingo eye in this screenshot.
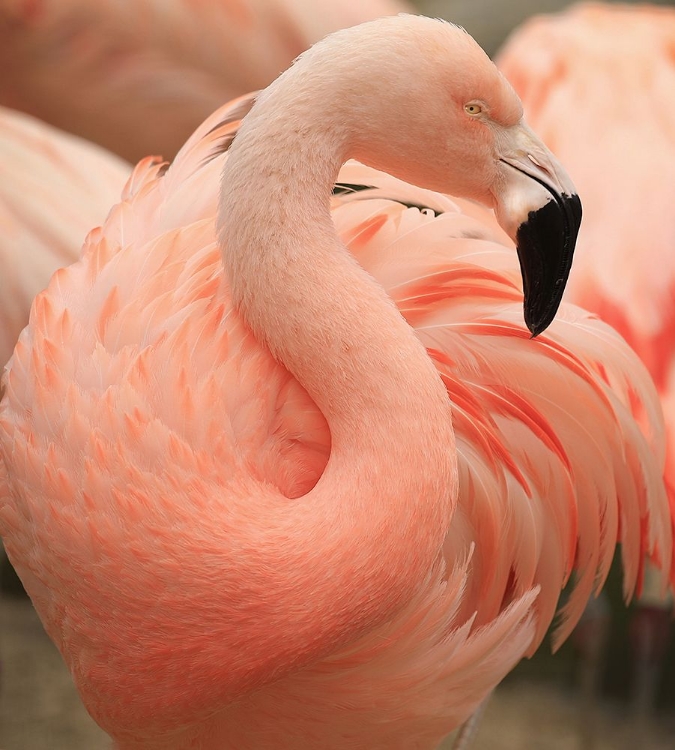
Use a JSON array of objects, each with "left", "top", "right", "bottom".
[{"left": 464, "top": 103, "right": 483, "bottom": 116}]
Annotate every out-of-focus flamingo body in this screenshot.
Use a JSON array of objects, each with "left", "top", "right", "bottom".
[
  {"left": 0, "top": 0, "right": 410, "bottom": 162},
  {"left": 497, "top": 2, "right": 675, "bottom": 528},
  {"left": 0, "top": 15, "right": 671, "bottom": 750},
  {"left": 0, "top": 105, "right": 131, "bottom": 367}
]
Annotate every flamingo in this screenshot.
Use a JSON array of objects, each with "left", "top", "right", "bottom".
[
  {"left": 497, "top": 1, "right": 675, "bottom": 733},
  {"left": 0, "top": 15, "right": 672, "bottom": 749},
  {"left": 0, "top": 105, "right": 131, "bottom": 370},
  {"left": 0, "top": 0, "right": 410, "bottom": 163}
]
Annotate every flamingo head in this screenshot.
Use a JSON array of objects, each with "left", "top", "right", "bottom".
[{"left": 342, "top": 17, "right": 583, "bottom": 336}]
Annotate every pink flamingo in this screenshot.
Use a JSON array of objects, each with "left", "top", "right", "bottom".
[
  {"left": 0, "top": 0, "right": 410, "bottom": 163},
  {"left": 0, "top": 105, "right": 130, "bottom": 369},
  {"left": 0, "top": 15, "right": 671, "bottom": 749}
]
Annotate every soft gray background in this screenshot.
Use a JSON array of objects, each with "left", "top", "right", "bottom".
[{"left": 418, "top": 0, "right": 675, "bottom": 54}]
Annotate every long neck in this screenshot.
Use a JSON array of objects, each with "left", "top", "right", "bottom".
[
  {"left": 114, "top": 33, "right": 459, "bottom": 750},
  {"left": 217, "top": 60, "right": 457, "bottom": 675}
]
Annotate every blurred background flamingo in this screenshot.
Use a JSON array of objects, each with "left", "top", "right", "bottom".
[
  {"left": 0, "top": 0, "right": 410, "bottom": 163},
  {"left": 0, "top": 106, "right": 130, "bottom": 370}
]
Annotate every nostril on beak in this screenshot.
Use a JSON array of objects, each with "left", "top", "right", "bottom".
[{"left": 528, "top": 153, "right": 550, "bottom": 174}]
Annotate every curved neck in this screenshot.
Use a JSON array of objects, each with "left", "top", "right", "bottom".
[{"left": 211, "top": 44, "right": 457, "bottom": 717}]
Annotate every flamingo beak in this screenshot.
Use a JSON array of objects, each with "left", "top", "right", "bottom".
[{"left": 493, "top": 125, "right": 582, "bottom": 337}]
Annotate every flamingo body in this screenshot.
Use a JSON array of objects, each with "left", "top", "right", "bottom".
[{"left": 0, "top": 16, "right": 671, "bottom": 749}]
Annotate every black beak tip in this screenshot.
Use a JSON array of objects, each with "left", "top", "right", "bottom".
[
  {"left": 526, "top": 316, "right": 550, "bottom": 339},
  {"left": 516, "top": 192, "right": 582, "bottom": 338}
]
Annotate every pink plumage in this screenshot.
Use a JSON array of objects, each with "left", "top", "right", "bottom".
[
  {"left": 0, "top": 105, "right": 130, "bottom": 368},
  {"left": 497, "top": 0, "right": 675, "bottom": 573},
  {"left": 0, "top": 0, "right": 410, "bottom": 162},
  {"left": 0, "top": 16, "right": 671, "bottom": 749}
]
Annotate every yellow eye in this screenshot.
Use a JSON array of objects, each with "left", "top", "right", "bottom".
[{"left": 464, "top": 103, "right": 483, "bottom": 116}]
